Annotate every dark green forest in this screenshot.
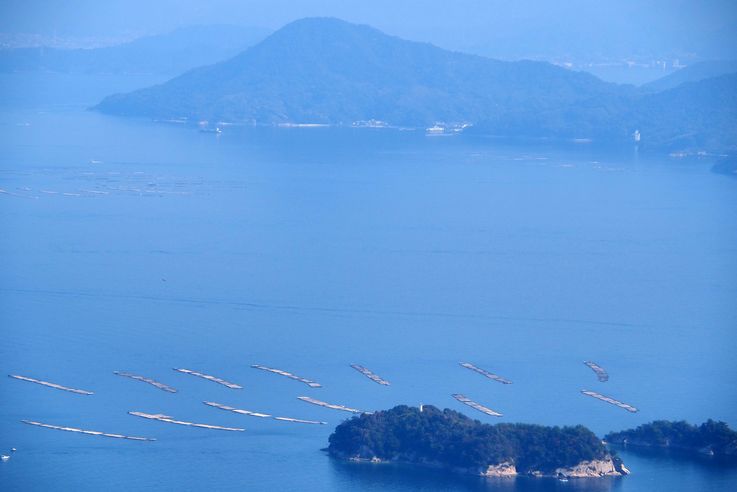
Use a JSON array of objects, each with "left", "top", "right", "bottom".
[
  {"left": 328, "top": 405, "right": 608, "bottom": 474},
  {"left": 606, "top": 420, "right": 737, "bottom": 456}
]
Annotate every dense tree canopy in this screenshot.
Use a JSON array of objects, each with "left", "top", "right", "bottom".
[
  {"left": 606, "top": 420, "right": 737, "bottom": 456},
  {"left": 328, "top": 405, "right": 608, "bottom": 474}
]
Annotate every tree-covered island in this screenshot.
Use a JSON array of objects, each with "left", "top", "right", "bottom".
[
  {"left": 328, "top": 405, "right": 628, "bottom": 478},
  {"left": 606, "top": 420, "right": 737, "bottom": 458}
]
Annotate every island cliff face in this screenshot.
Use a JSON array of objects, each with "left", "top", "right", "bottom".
[
  {"left": 328, "top": 405, "right": 628, "bottom": 478},
  {"left": 480, "top": 458, "right": 628, "bottom": 478}
]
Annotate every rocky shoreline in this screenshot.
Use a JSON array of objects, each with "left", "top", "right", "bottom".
[
  {"left": 342, "top": 455, "right": 629, "bottom": 479},
  {"left": 329, "top": 406, "right": 628, "bottom": 480},
  {"left": 483, "top": 457, "right": 629, "bottom": 478}
]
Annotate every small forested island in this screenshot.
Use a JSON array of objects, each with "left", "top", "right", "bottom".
[
  {"left": 605, "top": 420, "right": 737, "bottom": 458},
  {"left": 328, "top": 405, "right": 628, "bottom": 478}
]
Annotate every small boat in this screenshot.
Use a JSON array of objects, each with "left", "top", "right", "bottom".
[
  {"left": 425, "top": 124, "right": 445, "bottom": 134},
  {"left": 1, "top": 455, "right": 10, "bottom": 462},
  {"left": 199, "top": 127, "right": 222, "bottom": 134}
]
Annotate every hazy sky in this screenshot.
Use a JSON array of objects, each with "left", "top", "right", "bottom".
[{"left": 1, "top": 0, "right": 736, "bottom": 60}]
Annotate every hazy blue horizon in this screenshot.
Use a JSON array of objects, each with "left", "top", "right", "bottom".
[
  {"left": 1, "top": 67, "right": 736, "bottom": 492},
  {"left": 1, "top": 2, "right": 736, "bottom": 490},
  {"left": 2, "top": 1, "right": 736, "bottom": 68}
]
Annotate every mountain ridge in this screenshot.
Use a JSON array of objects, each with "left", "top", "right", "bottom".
[
  {"left": 0, "top": 25, "right": 269, "bottom": 75},
  {"left": 94, "top": 17, "right": 736, "bottom": 152},
  {"left": 641, "top": 60, "right": 737, "bottom": 93},
  {"left": 95, "top": 17, "right": 624, "bottom": 125}
]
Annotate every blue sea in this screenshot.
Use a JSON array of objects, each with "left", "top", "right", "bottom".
[{"left": 1, "top": 73, "right": 736, "bottom": 491}]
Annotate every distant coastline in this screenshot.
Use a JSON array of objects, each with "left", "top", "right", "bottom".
[
  {"left": 606, "top": 420, "right": 737, "bottom": 459},
  {"left": 92, "top": 18, "right": 737, "bottom": 155}
]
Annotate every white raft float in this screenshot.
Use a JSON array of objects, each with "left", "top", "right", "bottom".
[
  {"left": 583, "top": 361, "right": 609, "bottom": 382},
  {"left": 452, "top": 394, "right": 503, "bottom": 417},
  {"left": 251, "top": 364, "right": 322, "bottom": 388},
  {"left": 173, "top": 368, "right": 242, "bottom": 389},
  {"left": 204, "top": 401, "right": 326, "bottom": 425},
  {"left": 581, "top": 390, "right": 638, "bottom": 413},
  {"left": 22, "top": 420, "right": 155, "bottom": 441},
  {"left": 9, "top": 375, "right": 94, "bottom": 395},
  {"left": 350, "top": 364, "right": 390, "bottom": 385},
  {"left": 459, "top": 362, "right": 512, "bottom": 385},
  {"left": 129, "top": 411, "right": 245, "bottom": 431},
  {"left": 297, "top": 396, "right": 367, "bottom": 414},
  {"left": 114, "top": 371, "right": 177, "bottom": 393}
]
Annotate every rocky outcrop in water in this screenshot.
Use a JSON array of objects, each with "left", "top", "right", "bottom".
[
  {"left": 554, "top": 458, "right": 629, "bottom": 478},
  {"left": 482, "top": 462, "right": 517, "bottom": 477}
]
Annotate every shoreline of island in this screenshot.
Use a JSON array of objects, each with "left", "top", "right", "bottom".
[
  {"left": 338, "top": 454, "right": 628, "bottom": 479},
  {"left": 327, "top": 405, "right": 630, "bottom": 480}
]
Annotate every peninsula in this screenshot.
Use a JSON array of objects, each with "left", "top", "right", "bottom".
[
  {"left": 605, "top": 420, "right": 737, "bottom": 458},
  {"left": 328, "top": 405, "right": 628, "bottom": 478}
]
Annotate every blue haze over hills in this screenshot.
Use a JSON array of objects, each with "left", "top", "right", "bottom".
[
  {"left": 2, "top": 0, "right": 737, "bottom": 84},
  {"left": 1, "top": 2, "right": 737, "bottom": 491},
  {"left": 93, "top": 18, "right": 737, "bottom": 153},
  {"left": 0, "top": 25, "right": 269, "bottom": 75},
  {"left": 2, "top": 1, "right": 735, "bottom": 59},
  {"left": 640, "top": 60, "right": 737, "bottom": 92},
  {"left": 1, "top": 69, "right": 736, "bottom": 491}
]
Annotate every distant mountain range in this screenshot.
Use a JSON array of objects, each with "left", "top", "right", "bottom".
[
  {"left": 641, "top": 60, "right": 737, "bottom": 92},
  {"left": 94, "top": 18, "right": 736, "bottom": 153},
  {"left": 472, "top": 71, "right": 737, "bottom": 151},
  {"left": 0, "top": 25, "right": 269, "bottom": 75}
]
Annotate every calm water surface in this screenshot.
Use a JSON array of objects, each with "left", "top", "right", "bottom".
[{"left": 1, "top": 74, "right": 736, "bottom": 491}]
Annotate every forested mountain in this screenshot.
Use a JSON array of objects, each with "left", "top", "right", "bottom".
[
  {"left": 631, "top": 73, "right": 737, "bottom": 150},
  {"left": 94, "top": 18, "right": 737, "bottom": 152},
  {"left": 472, "top": 72, "right": 737, "bottom": 150},
  {"left": 642, "top": 60, "right": 737, "bottom": 92},
  {"left": 94, "top": 18, "right": 624, "bottom": 125}
]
